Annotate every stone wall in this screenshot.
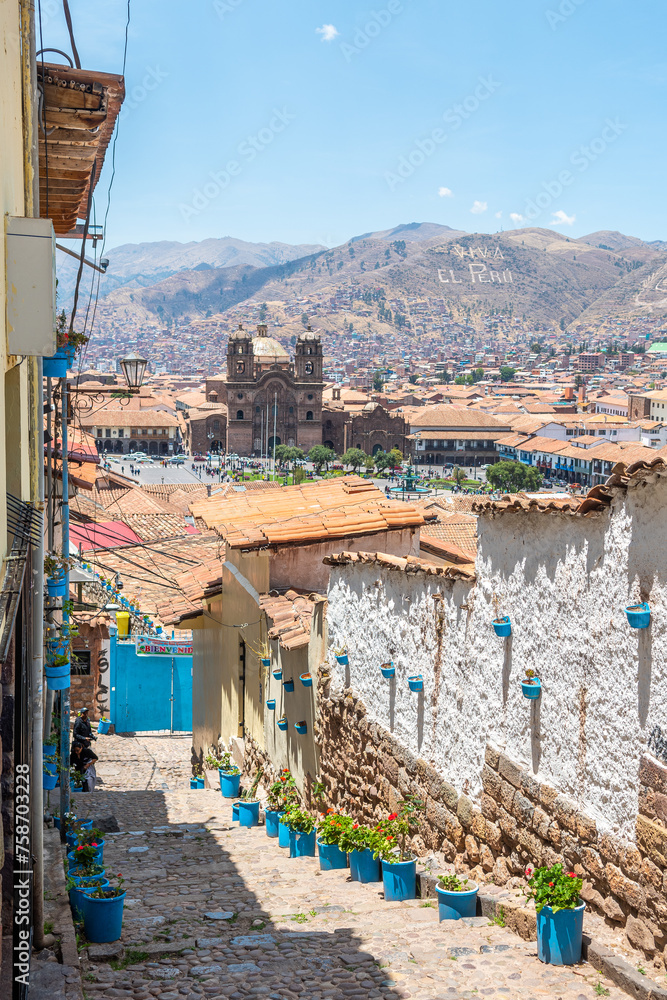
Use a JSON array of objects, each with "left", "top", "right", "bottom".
[{"left": 315, "top": 676, "right": 667, "bottom": 965}]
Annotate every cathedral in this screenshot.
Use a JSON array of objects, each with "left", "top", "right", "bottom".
[{"left": 205, "top": 324, "right": 324, "bottom": 456}]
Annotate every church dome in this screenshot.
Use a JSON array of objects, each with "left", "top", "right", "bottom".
[
  {"left": 253, "top": 324, "right": 289, "bottom": 360},
  {"left": 298, "top": 326, "right": 319, "bottom": 342},
  {"left": 229, "top": 323, "right": 251, "bottom": 341}
]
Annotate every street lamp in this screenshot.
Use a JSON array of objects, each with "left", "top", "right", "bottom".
[{"left": 120, "top": 352, "right": 148, "bottom": 390}]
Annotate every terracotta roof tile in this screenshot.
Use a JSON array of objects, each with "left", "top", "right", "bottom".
[{"left": 323, "top": 549, "right": 475, "bottom": 581}]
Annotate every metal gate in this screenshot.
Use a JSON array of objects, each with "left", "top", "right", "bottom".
[{"left": 110, "top": 634, "right": 193, "bottom": 732}]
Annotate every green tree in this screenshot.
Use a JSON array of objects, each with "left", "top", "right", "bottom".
[
  {"left": 451, "top": 465, "right": 466, "bottom": 485},
  {"left": 559, "top": 317, "right": 566, "bottom": 331},
  {"left": 372, "top": 370, "right": 385, "bottom": 391},
  {"left": 373, "top": 451, "right": 392, "bottom": 473},
  {"left": 274, "top": 445, "right": 304, "bottom": 470},
  {"left": 259, "top": 302, "right": 268, "bottom": 321},
  {"left": 454, "top": 375, "right": 466, "bottom": 384},
  {"left": 530, "top": 342, "right": 541, "bottom": 353},
  {"left": 499, "top": 366, "right": 516, "bottom": 382},
  {"left": 408, "top": 373, "right": 419, "bottom": 385},
  {"left": 308, "top": 445, "right": 335, "bottom": 473},
  {"left": 363, "top": 454, "right": 376, "bottom": 473},
  {"left": 437, "top": 370, "right": 452, "bottom": 383},
  {"left": 387, "top": 448, "right": 403, "bottom": 468},
  {"left": 341, "top": 447, "right": 367, "bottom": 473},
  {"left": 486, "top": 460, "right": 542, "bottom": 493},
  {"left": 301, "top": 312, "right": 309, "bottom": 327}
]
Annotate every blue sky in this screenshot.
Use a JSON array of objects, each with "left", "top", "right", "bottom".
[{"left": 46, "top": 0, "right": 667, "bottom": 250}]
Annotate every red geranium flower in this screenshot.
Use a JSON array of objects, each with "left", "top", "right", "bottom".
[
  {"left": 76, "top": 845, "right": 83, "bottom": 851},
  {"left": 548, "top": 881, "right": 554, "bottom": 887},
  {"left": 327, "top": 808, "right": 334, "bottom": 814},
  {"left": 387, "top": 813, "right": 398, "bottom": 821},
  {"left": 353, "top": 824, "right": 359, "bottom": 829},
  {"left": 568, "top": 872, "right": 576, "bottom": 877}
]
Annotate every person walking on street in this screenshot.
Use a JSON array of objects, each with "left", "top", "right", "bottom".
[{"left": 73, "top": 707, "right": 97, "bottom": 745}]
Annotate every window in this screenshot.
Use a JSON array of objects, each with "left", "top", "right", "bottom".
[
  {"left": 307, "top": 393, "right": 313, "bottom": 400},
  {"left": 237, "top": 345, "right": 244, "bottom": 354},
  {"left": 236, "top": 361, "right": 245, "bottom": 374},
  {"left": 105, "top": 429, "right": 111, "bottom": 437},
  {"left": 306, "top": 411, "right": 313, "bottom": 421},
  {"left": 237, "top": 393, "right": 244, "bottom": 400},
  {"left": 288, "top": 406, "right": 294, "bottom": 414},
  {"left": 213, "top": 419, "right": 220, "bottom": 430},
  {"left": 305, "top": 362, "right": 313, "bottom": 375},
  {"left": 255, "top": 406, "right": 260, "bottom": 413},
  {"left": 307, "top": 347, "right": 313, "bottom": 355},
  {"left": 236, "top": 410, "right": 244, "bottom": 420}
]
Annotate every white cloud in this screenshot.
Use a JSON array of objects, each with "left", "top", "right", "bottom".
[
  {"left": 470, "top": 200, "right": 487, "bottom": 214},
  {"left": 438, "top": 186, "right": 453, "bottom": 198},
  {"left": 495, "top": 211, "right": 502, "bottom": 219},
  {"left": 316, "top": 23, "right": 339, "bottom": 41},
  {"left": 510, "top": 212, "right": 524, "bottom": 224},
  {"left": 550, "top": 209, "right": 576, "bottom": 226}
]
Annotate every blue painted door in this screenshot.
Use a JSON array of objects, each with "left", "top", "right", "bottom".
[{"left": 111, "top": 641, "right": 193, "bottom": 732}]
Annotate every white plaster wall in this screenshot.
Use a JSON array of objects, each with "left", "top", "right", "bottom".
[{"left": 326, "top": 474, "right": 667, "bottom": 840}]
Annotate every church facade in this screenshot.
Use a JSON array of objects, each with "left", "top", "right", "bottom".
[{"left": 206, "top": 325, "right": 324, "bottom": 456}]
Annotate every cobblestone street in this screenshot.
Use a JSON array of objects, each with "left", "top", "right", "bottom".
[{"left": 74, "top": 734, "right": 628, "bottom": 1000}]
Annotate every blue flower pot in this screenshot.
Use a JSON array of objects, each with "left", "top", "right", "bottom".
[
  {"left": 81, "top": 890, "right": 126, "bottom": 943},
  {"left": 408, "top": 675, "right": 423, "bottom": 692},
  {"left": 79, "top": 819, "right": 93, "bottom": 831},
  {"left": 493, "top": 616, "right": 511, "bottom": 637},
  {"left": 266, "top": 699, "right": 276, "bottom": 710},
  {"left": 46, "top": 667, "right": 70, "bottom": 691},
  {"left": 278, "top": 818, "right": 290, "bottom": 847},
  {"left": 238, "top": 800, "right": 259, "bottom": 827},
  {"left": 277, "top": 718, "right": 288, "bottom": 731},
  {"left": 68, "top": 866, "right": 105, "bottom": 884},
  {"left": 537, "top": 900, "right": 585, "bottom": 966},
  {"left": 349, "top": 848, "right": 381, "bottom": 883},
  {"left": 289, "top": 828, "right": 316, "bottom": 858},
  {"left": 232, "top": 801, "right": 240, "bottom": 822},
  {"left": 43, "top": 746, "right": 57, "bottom": 759},
  {"left": 220, "top": 770, "right": 241, "bottom": 798},
  {"left": 522, "top": 678, "right": 542, "bottom": 700},
  {"left": 380, "top": 663, "right": 395, "bottom": 678},
  {"left": 70, "top": 879, "right": 109, "bottom": 920},
  {"left": 43, "top": 355, "right": 68, "bottom": 378},
  {"left": 53, "top": 816, "right": 61, "bottom": 829},
  {"left": 300, "top": 673, "right": 313, "bottom": 687},
  {"left": 283, "top": 679, "right": 295, "bottom": 693},
  {"left": 196, "top": 777, "right": 205, "bottom": 789},
  {"left": 261, "top": 657, "right": 271, "bottom": 667},
  {"left": 273, "top": 668, "right": 282, "bottom": 680},
  {"left": 265, "top": 809, "right": 283, "bottom": 838},
  {"left": 46, "top": 570, "right": 67, "bottom": 598},
  {"left": 97, "top": 720, "right": 111, "bottom": 734},
  {"left": 382, "top": 858, "right": 416, "bottom": 901},
  {"left": 46, "top": 636, "right": 70, "bottom": 658},
  {"left": 335, "top": 653, "right": 348, "bottom": 666},
  {"left": 625, "top": 603, "right": 650, "bottom": 629},
  {"left": 68, "top": 841, "right": 104, "bottom": 865},
  {"left": 436, "top": 883, "right": 478, "bottom": 920},
  {"left": 43, "top": 772, "right": 58, "bottom": 790},
  {"left": 295, "top": 721, "right": 307, "bottom": 735},
  {"left": 44, "top": 758, "right": 58, "bottom": 776},
  {"left": 317, "top": 839, "right": 347, "bottom": 871},
  {"left": 190, "top": 777, "right": 197, "bottom": 789}
]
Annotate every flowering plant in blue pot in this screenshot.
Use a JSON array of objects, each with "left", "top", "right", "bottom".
[
  {"left": 436, "top": 872, "right": 478, "bottom": 920},
  {"left": 82, "top": 872, "right": 126, "bottom": 943},
  {"left": 521, "top": 668, "right": 541, "bottom": 700},
  {"left": 524, "top": 863, "right": 584, "bottom": 965},
  {"left": 333, "top": 645, "right": 348, "bottom": 666},
  {"left": 373, "top": 796, "right": 423, "bottom": 900},
  {"left": 316, "top": 810, "right": 352, "bottom": 870},
  {"left": 283, "top": 807, "right": 316, "bottom": 858}
]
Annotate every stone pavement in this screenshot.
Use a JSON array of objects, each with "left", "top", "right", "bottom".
[{"left": 77, "top": 734, "right": 628, "bottom": 1000}]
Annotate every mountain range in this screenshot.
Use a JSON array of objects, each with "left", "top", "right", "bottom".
[{"left": 75, "top": 223, "right": 667, "bottom": 334}]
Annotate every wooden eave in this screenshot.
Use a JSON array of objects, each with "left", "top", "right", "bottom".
[{"left": 38, "top": 63, "right": 125, "bottom": 235}]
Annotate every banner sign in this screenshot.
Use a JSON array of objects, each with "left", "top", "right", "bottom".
[{"left": 136, "top": 638, "right": 193, "bottom": 656}]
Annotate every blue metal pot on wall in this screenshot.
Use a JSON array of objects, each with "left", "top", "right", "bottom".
[
  {"left": 380, "top": 662, "right": 395, "bottom": 678},
  {"left": 43, "top": 345, "right": 75, "bottom": 379},
  {"left": 536, "top": 901, "right": 585, "bottom": 965},
  {"left": 522, "top": 678, "right": 542, "bottom": 700},
  {"left": 46, "top": 569, "right": 67, "bottom": 598},
  {"left": 283, "top": 678, "right": 295, "bottom": 692},
  {"left": 625, "top": 603, "right": 650, "bottom": 629}
]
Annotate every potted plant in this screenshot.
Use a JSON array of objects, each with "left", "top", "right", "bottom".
[
  {"left": 265, "top": 776, "right": 288, "bottom": 838},
  {"left": 277, "top": 716, "right": 288, "bottom": 731},
  {"left": 97, "top": 716, "right": 112, "bottom": 735},
  {"left": 43, "top": 762, "right": 58, "bottom": 791},
  {"left": 524, "top": 863, "right": 585, "bottom": 965},
  {"left": 625, "top": 601, "right": 650, "bottom": 629},
  {"left": 380, "top": 661, "right": 395, "bottom": 678},
  {"left": 299, "top": 672, "right": 313, "bottom": 687},
  {"left": 266, "top": 698, "right": 276, "bottom": 711},
  {"left": 238, "top": 768, "right": 263, "bottom": 827},
  {"left": 67, "top": 873, "right": 109, "bottom": 920},
  {"left": 316, "top": 810, "right": 352, "bottom": 870},
  {"left": 283, "top": 807, "right": 316, "bottom": 858},
  {"left": 81, "top": 872, "right": 126, "bottom": 943},
  {"left": 219, "top": 757, "right": 241, "bottom": 798},
  {"left": 69, "top": 859, "right": 105, "bottom": 882},
  {"left": 68, "top": 840, "right": 104, "bottom": 870},
  {"left": 272, "top": 770, "right": 298, "bottom": 845},
  {"left": 435, "top": 872, "right": 479, "bottom": 921},
  {"left": 493, "top": 615, "right": 512, "bottom": 637},
  {"left": 333, "top": 645, "right": 348, "bottom": 666},
  {"left": 44, "top": 553, "right": 72, "bottom": 598},
  {"left": 283, "top": 677, "right": 295, "bottom": 693},
  {"left": 194, "top": 764, "right": 205, "bottom": 789},
  {"left": 294, "top": 720, "right": 307, "bottom": 734},
  {"left": 408, "top": 675, "right": 423, "bottom": 692},
  {"left": 521, "top": 668, "right": 542, "bottom": 700},
  {"left": 338, "top": 823, "right": 383, "bottom": 883},
  {"left": 272, "top": 666, "right": 283, "bottom": 680},
  {"left": 373, "top": 796, "right": 423, "bottom": 901},
  {"left": 257, "top": 641, "right": 271, "bottom": 667}
]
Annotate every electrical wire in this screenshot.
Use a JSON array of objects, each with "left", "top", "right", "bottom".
[{"left": 61, "top": 0, "right": 81, "bottom": 68}]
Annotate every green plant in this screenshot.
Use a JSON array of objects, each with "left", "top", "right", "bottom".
[
  {"left": 524, "top": 668, "right": 538, "bottom": 685},
  {"left": 374, "top": 795, "right": 424, "bottom": 862},
  {"left": 291, "top": 913, "right": 308, "bottom": 924},
  {"left": 241, "top": 767, "right": 264, "bottom": 802},
  {"left": 488, "top": 906, "right": 506, "bottom": 927},
  {"left": 332, "top": 644, "right": 347, "bottom": 656},
  {"left": 71, "top": 843, "right": 101, "bottom": 863},
  {"left": 44, "top": 553, "right": 72, "bottom": 577},
  {"left": 438, "top": 873, "right": 472, "bottom": 892},
  {"left": 524, "top": 863, "right": 583, "bottom": 913},
  {"left": 86, "top": 872, "right": 125, "bottom": 900},
  {"left": 109, "top": 949, "right": 149, "bottom": 971},
  {"left": 204, "top": 752, "right": 221, "bottom": 770},
  {"left": 594, "top": 982, "right": 610, "bottom": 996},
  {"left": 282, "top": 807, "right": 315, "bottom": 834},
  {"left": 420, "top": 901, "right": 434, "bottom": 908},
  {"left": 338, "top": 821, "right": 386, "bottom": 856},
  {"left": 317, "top": 810, "right": 353, "bottom": 846},
  {"left": 638, "top": 966, "right": 646, "bottom": 976},
  {"left": 268, "top": 769, "right": 298, "bottom": 811},
  {"left": 78, "top": 827, "right": 104, "bottom": 846},
  {"left": 44, "top": 920, "right": 54, "bottom": 934}
]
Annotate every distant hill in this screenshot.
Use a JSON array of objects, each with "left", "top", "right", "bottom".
[
  {"left": 55, "top": 235, "right": 326, "bottom": 303},
  {"left": 90, "top": 224, "right": 667, "bottom": 333}
]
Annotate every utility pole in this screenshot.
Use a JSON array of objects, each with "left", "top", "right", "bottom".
[
  {"left": 272, "top": 391, "right": 277, "bottom": 480},
  {"left": 59, "top": 378, "right": 70, "bottom": 836}
]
